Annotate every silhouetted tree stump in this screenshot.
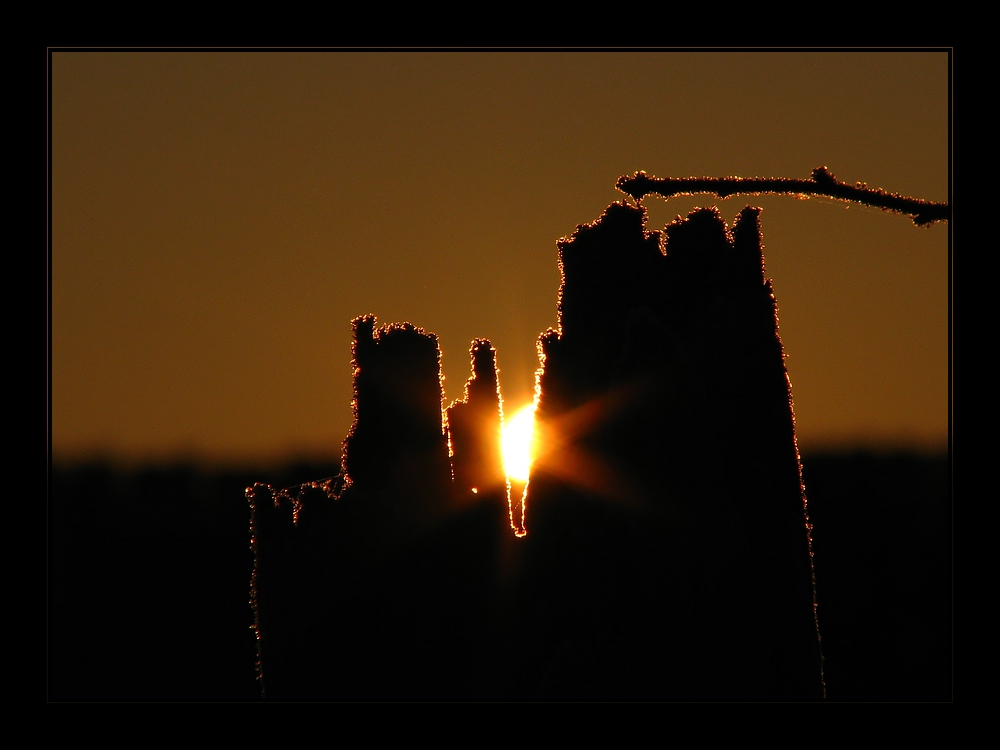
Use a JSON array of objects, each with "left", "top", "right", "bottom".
[
  {"left": 250, "top": 203, "right": 823, "bottom": 701},
  {"left": 517, "top": 202, "right": 821, "bottom": 700},
  {"left": 447, "top": 339, "right": 506, "bottom": 500},
  {"left": 250, "top": 322, "right": 507, "bottom": 700}
]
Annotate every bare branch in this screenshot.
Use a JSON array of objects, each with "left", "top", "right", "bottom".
[{"left": 616, "top": 167, "right": 949, "bottom": 226}]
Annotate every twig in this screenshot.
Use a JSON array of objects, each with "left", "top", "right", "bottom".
[{"left": 616, "top": 167, "right": 949, "bottom": 226}]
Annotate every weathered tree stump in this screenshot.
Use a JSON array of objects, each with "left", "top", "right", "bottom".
[{"left": 250, "top": 202, "right": 823, "bottom": 701}]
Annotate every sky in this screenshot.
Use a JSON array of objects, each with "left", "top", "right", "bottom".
[{"left": 50, "top": 50, "right": 949, "bottom": 465}]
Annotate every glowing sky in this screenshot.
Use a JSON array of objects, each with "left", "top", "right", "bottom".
[{"left": 50, "top": 50, "right": 949, "bottom": 464}]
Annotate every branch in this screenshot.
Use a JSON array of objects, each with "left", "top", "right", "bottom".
[{"left": 616, "top": 167, "right": 949, "bottom": 226}]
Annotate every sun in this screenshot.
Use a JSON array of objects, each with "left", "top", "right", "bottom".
[{"left": 502, "top": 404, "right": 537, "bottom": 483}]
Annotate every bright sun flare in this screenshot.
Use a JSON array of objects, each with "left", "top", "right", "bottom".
[{"left": 502, "top": 404, "right": 537, "bottom": 483}]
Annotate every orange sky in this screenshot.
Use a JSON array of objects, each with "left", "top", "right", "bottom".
[{"left": 50, "top": 50, "right": 949, "bottom": 465}]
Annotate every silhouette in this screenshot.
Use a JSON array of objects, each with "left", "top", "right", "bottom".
[
  {"left": 247, "top": 195, "right": 837, "bottom": 701},
  {"left": 249, "top": 320, "right": 505, "bottom": 700},
  {"left": 617, "top": 167, "right": 950, "bottom": 226},
  {"left": 343, "top": 316, "right": 453, "bottom": 527},
  {"left": 517, "top": 202, "right": 820, "bottom": 699},
  {"left": 446, "top": 339, "right": 506, "bottom": 500},
  {"left": 46, "top": 176, "right": 951, "bottom": 702}
]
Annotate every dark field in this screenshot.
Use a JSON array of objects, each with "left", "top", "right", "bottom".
[{"left": 48, "top": 451, "right": 950, "bottom": 702}]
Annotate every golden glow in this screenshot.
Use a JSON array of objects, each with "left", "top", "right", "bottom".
[{"left": 502, "top": 404, "right": 537, "bottom": 483}]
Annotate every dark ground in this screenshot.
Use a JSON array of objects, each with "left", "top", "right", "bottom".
[{"left": 47, "top": 451, "right": 950, "bottom": 702}]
